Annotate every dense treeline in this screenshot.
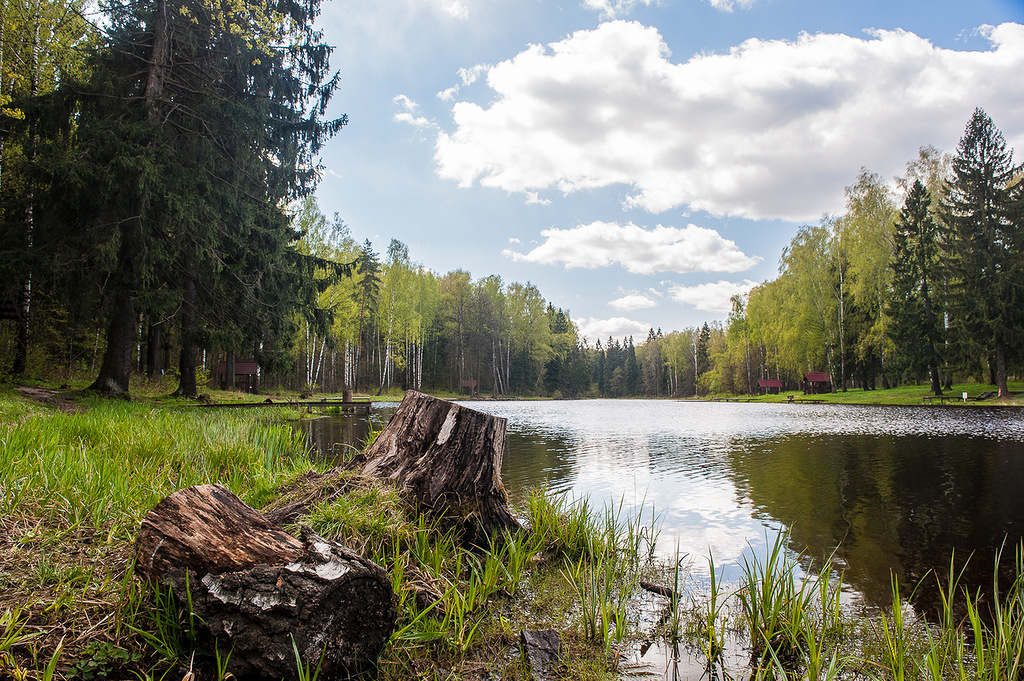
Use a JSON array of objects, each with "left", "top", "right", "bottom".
[
  {"left": 731, "top": 109, "right": 1023, "bottom": 398},
  {"left": 280, "top": 109, "right": 1023, "bottom": 399},
  {"left": 2, "top": 2, "right": 1020, "bottom": 403},
  {"left": 1, "top": 0, "right": 345, "bottom": 396},
  {"left": 281, "top": 201, "right": 731, "bottom": 397}
]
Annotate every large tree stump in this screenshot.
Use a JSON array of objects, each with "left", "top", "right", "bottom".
[
  {"left": 135, "top": 484, "right": 395, "bottom": 680},
  {"left": 356, "top": 390, "right": 521, "bottom": 545}
]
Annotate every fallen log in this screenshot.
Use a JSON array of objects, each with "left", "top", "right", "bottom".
[
  {"left": 135, "top": 484, "right": 395, "bottom": 680},
  {"left": 639, "top": 580, "right": 676, "bottom": 600},
  {"left": 354, "top": 390, "right": 521, "bottom": 545}
]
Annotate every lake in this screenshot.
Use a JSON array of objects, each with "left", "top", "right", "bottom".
[{"left": 297, "top": 398, "right": 1024, "bottom": 614}]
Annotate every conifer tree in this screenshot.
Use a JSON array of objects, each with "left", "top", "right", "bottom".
[
  {"left": 42, "top": 0, "right": 345, "bottom": 395},
  {"left": 888, "top": 180, "right": 944, "bottom": 395},
  {"left": 625, "top": 335, "right": 639, "bottom": 395},
  {"left": 940, "top": 109, "right": 1022, "bottom": 397}
]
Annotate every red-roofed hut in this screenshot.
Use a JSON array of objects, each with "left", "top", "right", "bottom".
[
  {"left": 215, "top": 360, "right": 259, "bottom": 393},
  {"left": 803, "top": 372, "right": 833, "bottom": 395}
]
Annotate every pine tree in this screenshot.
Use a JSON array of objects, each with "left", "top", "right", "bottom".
[
  {"left": 624, "top": 336, "right": 639, "bottom": 396},
  {"left": 354, "top": 241, "right": 381, "bottom": 391},
  {"left": 888, "top": 180, "right": 944, "bottom": 394},
  {"left": 697, "top": 322, "right": 711, "bottom": 378},
  {"left": 940, "top": 109, "right": 1023, "bottom": 397}
]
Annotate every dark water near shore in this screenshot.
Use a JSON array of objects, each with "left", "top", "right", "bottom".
[{"left": 296, "top": 399, "right": 1024, "bottom": 614}]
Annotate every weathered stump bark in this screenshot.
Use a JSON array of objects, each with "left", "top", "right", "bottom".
[
  {"left": 355, "top": 390, "right": 521, "bottom": 545},
  {"left": 135, "top": 484, "right": 395, "bottom": 680}
]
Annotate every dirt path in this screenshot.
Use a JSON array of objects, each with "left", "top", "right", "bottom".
[{"left": 16, "top": 386, "right": 85, "bottom": 414}]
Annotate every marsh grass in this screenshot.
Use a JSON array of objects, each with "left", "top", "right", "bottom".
[
  {"left": 372, "top": 492, "right": 654, "bottom": 677},
  {"left": 655, "top": 533, "right": 1024, "bottom": 681},
  {"left": 0, "top": 402, "right": 310, "bottom": 537}
]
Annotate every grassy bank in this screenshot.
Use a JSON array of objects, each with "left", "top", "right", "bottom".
[
  {"left": 2, "top": 385, "right": 1024, "bottom": 680},
  {"left": 0, "top": 387, "right": 658, "bottom": 680},
  {"left": 707, "top": 380, "right": 1024, "bottom": 407}
]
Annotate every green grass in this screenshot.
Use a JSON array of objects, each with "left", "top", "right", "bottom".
[
  {"left": 0, "top": 401, "right": 312, "bottom": 539},
  {"left": 5, "top": 384, "right": 1024, "bottom": 681},
  {"left": 0, "top": 392, "right": 316, "bottom": 680},
  {"left": 707, "top": 380, "right": 1024, "bottom": 406},
  {"left": 1, "top": 388, "right": 657, "bottom": 680},
  {"left": 655, "top": 534, "right": 1024, "bottom": 681}
]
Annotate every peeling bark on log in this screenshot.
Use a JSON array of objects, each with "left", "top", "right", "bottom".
[
  {"left": 135, "top": 484, "right": 395, "bottom": 680},
  {"left": 354, "top": 390, "right": 521, "bottom": 545}
]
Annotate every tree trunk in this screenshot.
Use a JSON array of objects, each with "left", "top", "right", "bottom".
[
  {"left": 355, "top": 390, "right": 521, "bottom": 546},
  {"left": 994, "top": 335, "right": 1009, "bottom": 398},
  {"left": 90, "top": 0, "right": 170, "bottom": 394},
  {"left": 226, "top": 349, "right": 236, "bottom": 390},
  {"left": 146, "top": 321, "right": 163, "bottom": 378},
  {"left": 10, "top": 0, "right": 42, "bottom": 376},
  {"left": 135, "top": 484, "right": 395, "bottom": 680},
  {"left": 174, "top": 275, "right": 198, "bottom": 397},
  {"left": 930, "top": 364, "right": 942, "bottom": 397},
  {"left": 89, "top": 289, "right": 136, "bottom": 394}
]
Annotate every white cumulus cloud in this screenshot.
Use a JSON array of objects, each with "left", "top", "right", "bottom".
[
  {"left": 609, "top": 293, "right": 658, "bottom": 311},
  {"left": 438, "top": 64, "right": 490, "bottom": 102},
  {"left": 668, "top": 279, "right": 758, "bottom": 313},
  {"left": 435, "top": 21, "right": 1024, "bottom": 221},
  {"left": 576, "top": 316, "right": 652, "bottom": 344},
  {"left": 436, "top": 0, "right": 468, "bottom": 19},
  {"left": 582, "top": 0, "right": 655, "bottom": 20},
  {"left": 503, "top": 221, "right": 760, "bottom": 274},
  {"left": 393, "top": 95, "right": 435, "bottom": 129},
  {"left": 395, "top": 112, "right": 434, "bottom": 128},
  {"left": 393, "top": 94, "right": 419, "bottom": 112},
  {"left": 706, "top": 0, "right": 762, "bottom": 12}
]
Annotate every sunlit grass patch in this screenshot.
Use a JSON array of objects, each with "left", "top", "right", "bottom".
[
  {"left": 0, "top": 394, "right": 315, "bottom": 678},
  {"left": 0, "top": 401, "right": 312, "bottom": 539}
]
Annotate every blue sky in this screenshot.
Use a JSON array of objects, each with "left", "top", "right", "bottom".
[{"left": 313, "top": 0, "right": 1024, "bottom": 343}]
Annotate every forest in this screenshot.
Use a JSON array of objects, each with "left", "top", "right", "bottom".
[{"left": 2, "top": 0, "right": 1022, "bottom": 399}]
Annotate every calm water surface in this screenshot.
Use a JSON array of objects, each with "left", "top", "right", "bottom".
[{"left": 298, "top": 399, "right": 1024, "bottom": 611}]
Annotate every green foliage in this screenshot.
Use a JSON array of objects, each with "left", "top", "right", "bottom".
[
  {"left": 66, "top": 640, "right": 145, "bottom": 680},
  {"left": 940, "top": 108, "right": 1023, "bottom": 396},
  {"left": 6, "top": 0, "right": 347, "bottom": 394},
  {"left": 888, "top": 179, "right": 946, "bottom": 393}
]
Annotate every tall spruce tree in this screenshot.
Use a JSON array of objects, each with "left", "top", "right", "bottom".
[
  {"left": 888, "top": 180, "right": 944, "bottom": 395},
  {"left": 940, "top": 109, "right": 1022, "bottom": 398},
  {"left": 37, "top": 0, "right": 345, "bottom": 395}
]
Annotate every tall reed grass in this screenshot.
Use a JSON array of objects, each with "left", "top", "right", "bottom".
[{"left": 658, "top": 531, "right": 1024, "bottom": 681}]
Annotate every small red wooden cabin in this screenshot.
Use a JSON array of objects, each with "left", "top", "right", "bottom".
[
  {"left": 214, "top": 360, "right": 259, "bottom": 393},
  {"left": 802, "top": 372, "right": 833, "bottom": 395},
  {"left": 757, "top": 379, "right": 783, "bottom": 395}
]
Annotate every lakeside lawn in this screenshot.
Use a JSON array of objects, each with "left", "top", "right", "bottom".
[{"left": 710, "top": 381, "right": 1024, "bottom": 407}]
